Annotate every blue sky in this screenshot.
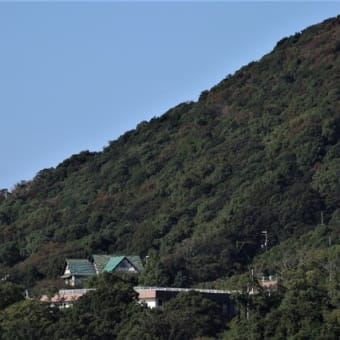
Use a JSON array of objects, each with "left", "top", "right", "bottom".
[{"left": 0, "top": 2, "right": 339, "bottom": 190}]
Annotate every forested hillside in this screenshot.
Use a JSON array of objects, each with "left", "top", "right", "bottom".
[{"left": 0, "top": 16, "right": 339, "bottom": 291}]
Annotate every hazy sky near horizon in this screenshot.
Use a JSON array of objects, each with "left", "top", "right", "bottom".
[{"left": 0, "top": 2, "right": 339, "bottom": 190}]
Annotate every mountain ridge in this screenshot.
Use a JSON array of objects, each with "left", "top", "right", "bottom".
[{"left": 0, "top": 15, "right": 339, "bottom": 288}]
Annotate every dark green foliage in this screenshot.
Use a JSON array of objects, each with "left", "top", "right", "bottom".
[
  {"left": 118, "top": 290, "right": 225, "bottom": 340},
  {"left": 0, "top": 243, "right": 23, "bottom": 267},
  {"left": 0, "top": 282, "right": 24, "bottom": 310},
  {"left": 0, "top": 300, "right": 60, "bottom": 340},
  {"left": 139, "top": 252, "right": 170, "bottom": 287},
  {"left": 53, "top": 273, "right": 142, "bottom": 340},
  {"left": 224, "top": 253, "right": 340, "bottom": 339},
  {"left": 0, "top": 16, "right": 338, "bottom": 339},
  {"left": 222, "top": 222, "right": 340, "bottom": 339},
  {"left": 163, "top": 291, "right": 224, "bottom": 339},
  {"left": 117, "top": 308, "right": 170, "bottom": 340},
  {"left": 0, "top": 273, "right": 229, "bottom": 339}
]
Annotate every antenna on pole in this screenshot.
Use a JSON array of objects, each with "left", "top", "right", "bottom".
[{"left": 321, "top": 211, "right": 324, "bottom": 225}]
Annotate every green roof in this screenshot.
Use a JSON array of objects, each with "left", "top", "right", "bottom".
[
  {"left": 64, "top": 259, "right": 96, "bottom": 276},
  {"left": 93, "top": 254, "right": 144, "bottom": 273},
  {"left": 103, "top": 256, "right": 126, "bottom": 272}
]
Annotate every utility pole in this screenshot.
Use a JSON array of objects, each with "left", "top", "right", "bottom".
[
  {"left": 261, "top": 230, "right": 268, "bottom": 252},
  {"left": 251, "top": 267, "right": 255, "bottom": 294},
  {"left": 328, "top": 234, "right": 333, "bottom": 282}
]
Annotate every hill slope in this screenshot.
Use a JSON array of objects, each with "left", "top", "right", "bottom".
[{"left": 0, "top": 16, "right": 339, "bottom": 286}]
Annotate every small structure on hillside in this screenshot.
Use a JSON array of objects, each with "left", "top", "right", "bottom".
[
  {"left": 92, "top": 254, "right": 143, "bottom": 274},
  {"left": 40, "top": 288, "right": 95, "bottom": 309},
  {"left": 135, "top": 286, "right": 235, "bottom": 319},
  {"left": 61, "top": 259, "right": 96, "bottom": 287},
  {"left": 41, "top": 286, "right": 234, "bottom": 316},
  {"left": 61, "top": 255, "right": 143, "bottom": 286},
  {"left": 259, "top": 275, "right": 279, "bottom": 295}
]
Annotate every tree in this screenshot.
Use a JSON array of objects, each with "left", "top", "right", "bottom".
[
  {"left": 0, "top": 282, "right": 24, "bottom": 310},
  {"left": 138, "top": 254, "right": 170, "bottom": 287},
  {"left": 117, "top": 308, "right": 169, "bottom": 340},
  {"left": 54, "top": 273, "right": 143, "bottom": 340},
  {"left": 119, "top": 290, "right": 227, "bottom": 340},
  {"left": 163, "top": 291, "right": 225, "bottom": 339},
  {"left": 0, "top": 300, "right": 60, "bottom": 340}
]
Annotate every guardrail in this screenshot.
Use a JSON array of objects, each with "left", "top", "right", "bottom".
[
  {"left": 134, "top": 286, "right": 233, "bottom": 294},
  {"left": 58, "top": 289, "right": 96, "bottom": 295}
]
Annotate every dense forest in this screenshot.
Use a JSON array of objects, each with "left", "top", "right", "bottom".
[{"left": 0, "top": 16, "right": 339, "bottom": 339}]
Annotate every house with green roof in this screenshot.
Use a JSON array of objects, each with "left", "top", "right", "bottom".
[
  {"left": 61, "top": 255, "right": 143, "bottom": 286},
  {"left": 92, "top": 254, "right": 143, "bottom": 274},
  {"left": 60, "top": 259, "right": 96, "bottom": 287},
  {"left": 103, "top": 256, "right": 137, "bottom": 273}
]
